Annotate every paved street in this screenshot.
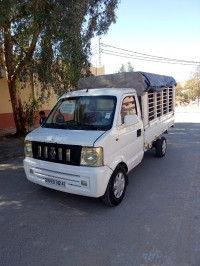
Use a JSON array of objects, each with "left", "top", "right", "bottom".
[{"left": 0, "top": 115, "right": 200, "bottom": 265}]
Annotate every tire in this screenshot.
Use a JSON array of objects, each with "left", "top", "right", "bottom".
[
  {"left": 156, "top": 136, "right": 167, "bottom": 157},
  {"left": 101, "top": 166, "right": 128, "bottom": 207}
]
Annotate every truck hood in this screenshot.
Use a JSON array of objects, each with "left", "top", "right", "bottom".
[{"left": 25, "top": 127, "right": 105, "bottom": 146}]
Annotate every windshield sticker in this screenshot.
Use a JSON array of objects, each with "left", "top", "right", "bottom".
[
  {"left": 105, "top": 113, "right": 111, "bottom": 119},
  {"left": 60, "top": 102, "right": 75, "bottom": 114}
]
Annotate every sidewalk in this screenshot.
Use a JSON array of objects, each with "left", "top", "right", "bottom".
[
  {"left": 0, "top": 133, "right": 25, "bottom": 163},
  {"left": 0, "top": 125, "right": 39, "bottom": 140},
  {"left": 0, "top": 128, "right": 16, "bottom": 140},
  {"left": 0, "top": 126, "right": 37, "bottom": 163}
]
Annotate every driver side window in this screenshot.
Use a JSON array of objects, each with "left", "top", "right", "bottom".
[{"left": 121, "top": 96, "right": 137, "bottom": 124}]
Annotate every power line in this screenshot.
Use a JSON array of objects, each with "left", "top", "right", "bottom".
[
  {"left": 91, "top": 44, "right": 97, "bottom": 50},
  {"left": 101, "top": 43, "right": 200, "bottom": 64},
  {"left": 101, "top": 49, "right": 199, "bottom": 66},
  {"left": 100, "top": 43, "right": 200, "bottom": 66}
]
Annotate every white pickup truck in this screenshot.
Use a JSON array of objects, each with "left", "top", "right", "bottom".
[{"left": 24, "top": 72, "right": 176, "bottom": 206}]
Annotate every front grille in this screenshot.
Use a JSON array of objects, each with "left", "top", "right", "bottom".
[{"left": 32, "top": 142, "right": 82, "bottom": 166}]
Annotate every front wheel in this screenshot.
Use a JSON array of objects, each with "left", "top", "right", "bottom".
[
  {"left": 101, "top": 166, "right": 128, "bottom": 207},
  {"left": 156, "top": 136, "right": 167, "bottom": 157}
]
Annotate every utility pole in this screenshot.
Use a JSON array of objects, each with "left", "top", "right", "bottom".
[{"left": 98, "top": 37, "right": 101, "bottom": 68}]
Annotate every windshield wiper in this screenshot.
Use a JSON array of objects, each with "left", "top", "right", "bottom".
[
  {"left": 84, "top": 124, "right": 107, "bottom": 130},
  {"left": 42, "top": 123, "right": 65, "bottom": 129},
  {"left": 42, "top": 122, "right": 108, "bottom": 131}
]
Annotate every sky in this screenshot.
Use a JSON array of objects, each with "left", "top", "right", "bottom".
[{"left": 91, "top": 0, "right": 200, "bottom": 82}]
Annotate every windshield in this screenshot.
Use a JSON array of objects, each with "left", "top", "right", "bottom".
[{"left": 43, "top": 96, "right": 117, "bottom": 131}]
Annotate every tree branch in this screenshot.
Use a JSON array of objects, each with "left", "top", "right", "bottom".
[
  {"left": 3, "top": 19, "right": 15, "bottom": 80},
  {"left": 13, "top": 2, "right": 63, "bottom": 80}
]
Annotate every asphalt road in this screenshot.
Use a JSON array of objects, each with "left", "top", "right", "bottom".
[{"left": 0, "top": 122, "right": 200, "bottom": 266}]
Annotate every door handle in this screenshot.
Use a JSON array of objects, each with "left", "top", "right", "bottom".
[{"left": 137, "top": 129, "right": 141, "bottom": 137}]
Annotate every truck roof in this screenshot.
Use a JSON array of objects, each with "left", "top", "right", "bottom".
[
  {"left": 60, "top": 88, "right": 136, "bottom": 99},
  {"left": 78, "top": 72, "right": 176, "bottom": 96}
]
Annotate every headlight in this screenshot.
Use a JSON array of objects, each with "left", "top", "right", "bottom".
[
  {"left": 80, "top": 147, "right": 103, "bottom": 166},
  {"left": 24, "top": 140, "right": 33, "bottom": 157}
]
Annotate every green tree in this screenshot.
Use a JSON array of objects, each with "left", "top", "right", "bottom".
[
  {"left": 185, "top": 66, "right": 200, "bottom": 106},
  {"left": 0, "top": 0, "right": 119, "bottom": 135},
  {"left": 118, "top": 64, "right": 126, "bottom": 73},
  {"left": 175, "top": 82, "right": 185, "bottom": 105},
  {"left": 127, "top": 61, "right": 134, "bottom": 72},
  {"left": 118, "top": 62, "right": 134, "bottom": 73}
]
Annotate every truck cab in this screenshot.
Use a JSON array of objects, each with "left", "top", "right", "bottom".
[
  {"left": 24, "top": 72, "right": 176, "bottom": 206},
  {"left": 24, "top": 88, "right": 144, "bottom": 205}
]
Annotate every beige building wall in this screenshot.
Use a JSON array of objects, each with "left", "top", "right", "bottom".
[
  {"left": 0, "top": 66, "right": 105, "bottom": 129},
  {"left": 0, "top": 78, "right": 58, "bottom": 114},
  {"left": 0, "top": 77, "right": 12, "bottom": 113},
  {"left": 90, "top": 66, "right": 105, "bottom": 76}
]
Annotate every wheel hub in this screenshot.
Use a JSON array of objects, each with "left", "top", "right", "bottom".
[
  {"left": 162, "top": 140, "right": 167, "bottom": 154},
  {"left": 113, "top": 172, "right": 125, "bottom": 198}
]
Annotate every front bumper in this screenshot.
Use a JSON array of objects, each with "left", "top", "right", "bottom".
[{"left": 23, "top": 158, "right": 112, "bottom": 198}]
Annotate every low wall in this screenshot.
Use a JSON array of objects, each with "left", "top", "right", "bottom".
[{"left": 0, "top": 110, "right": 52, "bottom": 129}]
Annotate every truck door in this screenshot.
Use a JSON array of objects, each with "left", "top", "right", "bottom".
[{"left": 119, "top": 95, "right": 144, "bottom": 171}]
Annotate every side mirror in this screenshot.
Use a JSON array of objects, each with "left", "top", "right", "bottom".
[{"left": 124, "top": 114, "right": 138, "bottom": 126}]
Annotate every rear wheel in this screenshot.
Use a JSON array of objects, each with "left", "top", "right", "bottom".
[
  {"left": 156, "top": 136, "right": 167, "bottom": 157},
  {"left": 101, "top": 166, "right": 127, "bottom": 207}
]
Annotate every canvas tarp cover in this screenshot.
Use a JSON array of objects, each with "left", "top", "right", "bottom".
[
  {"left": 78, "top": 72, "right": 176, "bottom": 96},
  {"left": 141, "top": 72, "right": 177, "bottom": 92}
]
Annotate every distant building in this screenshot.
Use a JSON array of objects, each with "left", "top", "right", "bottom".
[{"left": 90, "top": 66, "right": 105, "bottom": 76}]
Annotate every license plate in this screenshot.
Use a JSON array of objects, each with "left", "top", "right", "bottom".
[{"left": 45, "top": 177, "right": 66, "bottom": 187}]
